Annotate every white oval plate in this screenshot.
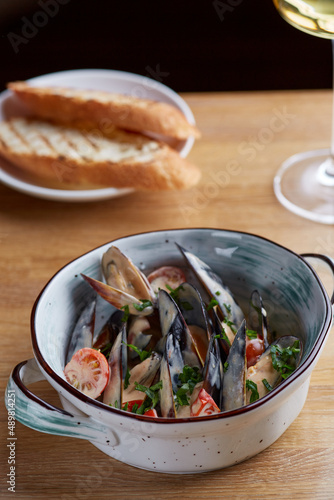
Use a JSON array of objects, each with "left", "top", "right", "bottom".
[{"left": 0, "top": 69, "right": 196, "bottom": 202}]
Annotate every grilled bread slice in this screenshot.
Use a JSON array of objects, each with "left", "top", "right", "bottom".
[
  {"left": 0, "top": 118, "right": 201, "bottom": 190},
  {"left": 8, "top": 82, "right": 200, "bottom": 141}
]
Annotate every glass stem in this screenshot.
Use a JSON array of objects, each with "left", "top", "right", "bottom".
[
  {"left": 316, "top": 40, "right": 334, "bottom": 185},
  {"left": 331, "top": 40, "right": 334, "bottom": 164}
]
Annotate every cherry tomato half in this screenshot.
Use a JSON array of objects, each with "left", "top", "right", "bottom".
[
  {"left": 122, "top": 400, "right": 143, "bottom": 412},
  {"left": 147, "top": 266, "right": 186, "bottom": 294},
  {"left": 191, "top": 388, "right": 220, "bottom": 417},
  {"left": 246, "top": 336, "right": 264, "bottom": 368},
  {"left": 64, "top": 347, "right": 109, "bottom": 399},
  {"left": 122, "top": 400, "right": 158, "bottom": 417}
]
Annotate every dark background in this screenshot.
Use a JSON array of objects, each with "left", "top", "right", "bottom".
[{"left": 0, "top": 0, "right": 332, "bottom": 93}]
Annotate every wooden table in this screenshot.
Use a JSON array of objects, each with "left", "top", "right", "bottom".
[{"left": 1, "top": 90, "right": 334, "bottom": 499}]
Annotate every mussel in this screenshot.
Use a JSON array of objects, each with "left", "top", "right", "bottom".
[
  {"left": 246, "top": 335, "right": 302, "bottom": 404},
  {"left": 176, "top": 244, "right": 244, "bottom": 341},
  {"left": 64, "top": 245, "right": 303, "bottom": 418},
  {"left": 66, "top": 299, "right": 96, "bottom": 364},
  {"left": 81, "top": 245, "right": 155, "bottom": 316}
]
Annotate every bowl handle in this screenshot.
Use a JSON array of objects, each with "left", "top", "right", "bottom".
[
  {"left": 301, "top": 253, "right": 334, "bottom": 305},
  {"left": 5, "top": 358, "right": 119, "bottom": 447}
]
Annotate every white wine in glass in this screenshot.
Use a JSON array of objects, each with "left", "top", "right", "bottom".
[{"left": 273, "top": 0, "right": 334, "bottom": 223}]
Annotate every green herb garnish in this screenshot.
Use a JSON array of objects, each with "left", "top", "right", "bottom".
[
  {"left": 223, "top": 361, "right": 229, "bottom": 373},
  {"left": 246, "top": 380, "right": 259, "bottom": 403},
  {"left": 206, "top": 298, "right": 219, "bottom": 311},
  {"left": 124, "top": 367, "right": 131, "bottom": 390},
  {"left": 262, "top": 378, "right": 273, "bottom": 392},
  {"left": 246, "top": 329, "right": 258, "bottom": 340},
  {"left": 223, "top": 303, "right": 231, "bottom": 314},
  {"left": 174, "top": 365, "right": 203, "bottom": 407},
  {"left": 166, "top": 283, "right": 184, "bottom": 303},
  {"left": 122, "top": 342, "right": 151, "bottom": 362},
  {"left": 134, "top": 380, "right": 163, "bottom": 413},
  {"left": 215, "top": 291, "right": 221, "bottom": 296},
  {"left": 214, "top": 327, "right": 231, "bottom": 346},
  {"left": 121, "top": 305, "right": 130, "bottom": 322},
  {"left": 95, "top": 342, "right": 113, "bottom": 359},
  {"left": 270, "top": 340, "right": 300, "bottom": 379},
  {"left": 223, "top": 317, "right": 237, "bottom": 333},
  {"left": 133, "top": 299, "right": 153, "bottom": 312}
]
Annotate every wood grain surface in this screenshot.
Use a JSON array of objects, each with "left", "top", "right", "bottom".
[{"left": 1, "top": 90, "right": 334, "bottom": 499}]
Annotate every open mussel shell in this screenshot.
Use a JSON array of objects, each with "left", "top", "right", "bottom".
[
  {"left": 158, "top": 289, "right": 206, "bottom": 417},
  {"left": 81, "top": 274, "right": 154, "bottom": 316},
  {"left": 246, "top": 335, "right": 302, "bottom": 404},
  {"left": 248, "top": 290, "right": 270, "bottom": 349},
  {"left": 176, "top": 244, "right": 244, "bottom": 329},
  {"left": 102, "top": 324, "right": 127, "bottom": 408},
  {"left": 202, "top": 334, "right": 223, "bottom": 408},
  {"left": 127, "top": 316, "right": 152, "bottom": 359},
  {"left": 102, "top": 246, "right": 155, "bottom": 302},
  {"left": 177, "top": 282, "right": 211, "bottom": 365},
  {"left": 123, "top": 352, "right": 162, "bottom": 404},
  {"left": 221, "top": 320, "right": 247, "bottom": 411},
  {"left": 93, "top": 309, "right": 124, "bottom": 351},
  {"left": 66, "top": 299, "right": 96, "bottom": 364},
  {"left": 158, "top": 289, "right": 202, "bottom": 368}
]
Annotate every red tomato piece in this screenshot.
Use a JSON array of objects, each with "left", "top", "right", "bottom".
[
  {"left": 64, "top": 347, "right": 109, "bottom": 399},
  {"left": 122, "top": 400, "right": 143, "bottom": 412},
  {"left": 246, "top": 336, "right": 264, "bottom": 368},
  {"left": 143, "top": 408, "right": 158, "bottom": 417},
  {"left": 122, "top": 400, "right": 158, "bottom": 417},
  {"left": 191, "top": 388, "right": 220, "bottom": 417},
  {"left": 147, "top": 266, "right": 186, "bottom": 294}
]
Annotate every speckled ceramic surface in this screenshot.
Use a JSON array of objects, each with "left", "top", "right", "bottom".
[{"left": 6, "top": 229, "right": 334, "bottom": 473}]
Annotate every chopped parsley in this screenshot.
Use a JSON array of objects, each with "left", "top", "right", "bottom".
[
  {"left": 122, "top": 342, "right": 151, "bottom": 362},
  {"left": 270, "top": 340, "right": 300, "bottom": 379},
  {"left": 165, "top": 283, "right": 184, "bottom": 303},
  {"left": 174, "top": 365, "right": 203, "bottom": 407},
  {"left": 262, "top": 378, "right": 273, "bottom": 392},
  {"left": 215, "top": 291, "right": 221, "bottom": 296},
  {"left": 96, "top": 342, "right": 113, "bottom": 359},
  {"left": 214, "top": 327, "right": 231, "bottom": 346},
  {"left": 134, "top": 380, "right": 163, "bottom": 413},
  {"left": 246, "top": 329, "right": 258, "bottom": 340},
  {"left": 120, "top": 305, "right": 130, "bottom": 322},
  {"left": 246, "top": 380, "right": 259, "bottom": 403},
  {"left": 206, "top": 298, "right": 219, "bottom": 311},
  {"left": 133, "top": 299, "right": 153, "bottom": 312},
  {"left": 223, "top": 303, "right": 231, "bottom": 314},
  {"left": 223, "top": 361, "right": 229, "bottom": 373},
  {"left": 222, "top": 317, "right": 237, "bottom": 333},
  {"left": 124, "top": 367, "right": 131, "bottom": 390}
]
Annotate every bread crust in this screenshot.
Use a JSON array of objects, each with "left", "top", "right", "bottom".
[
  {"left": 0, "top": 118, "right": 201, "bottom": 190},
  {"left": 8, "top": 82, "right": 201, "bottom": 141}
]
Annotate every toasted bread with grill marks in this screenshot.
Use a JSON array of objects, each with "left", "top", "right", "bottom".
[
  {"left": 8, "top": 81, "right": 201, "bottom": 141},
  {"left": 0, "top": 118, "right": 201, "bottom": 190}
]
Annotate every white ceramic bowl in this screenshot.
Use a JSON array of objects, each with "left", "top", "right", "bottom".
[{"left": 6, "top": 229, "right": 334, "bottom": 473}]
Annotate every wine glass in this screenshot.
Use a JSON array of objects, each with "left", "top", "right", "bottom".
[{"left": 272, "top": 0, "right": 334, "bottom": 224}]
